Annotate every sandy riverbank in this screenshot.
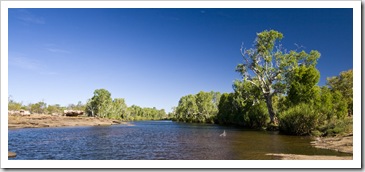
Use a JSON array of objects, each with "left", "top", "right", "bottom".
[
  {"left": 8, "top": 114, "right": 133, "bottom": 129},
  {"left": 267, "top": 134, "right": 353, "bottom": 160},
  {"left": 311, "top": 134, "right": 353, "bottom": 154},
  {"left": 266, "top": 153, "right": 352, "bottom": 160}
]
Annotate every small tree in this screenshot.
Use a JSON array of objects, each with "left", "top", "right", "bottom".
[
  {"left": 8, "top": 96, "right": 22, "bottom": 111},
  {"left": 86, "top": 89, "right": 113, "bottom": 118},
  {"left": 30, "top": 101, "right": 47, "bottom": 114},
  {"left": 85, "top": 99, "right": 96, "bottom": 117},
  {"left": 47, "top": 104, "right": 63, "bottom": 114}
]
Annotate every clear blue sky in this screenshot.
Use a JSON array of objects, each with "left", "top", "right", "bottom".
[{"left": 8, "top": 8, "right": 353, "bottom": 112}]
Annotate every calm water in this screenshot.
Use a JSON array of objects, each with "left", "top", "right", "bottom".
[{"left": 8, "top": 120, "right": 350, "bottom": 160}]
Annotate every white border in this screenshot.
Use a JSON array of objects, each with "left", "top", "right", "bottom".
[
  {"left": 352, "top": 0, "right": 362, "bottom": 169},
  {"left": 0, "top": 0, "right": 361, "bottom": 8},
  {"left": 1, "top": 0, "right": 361, "bottom": 169},
  {"left": 0, "top": 1, "right": 9, "bottom": 169}
]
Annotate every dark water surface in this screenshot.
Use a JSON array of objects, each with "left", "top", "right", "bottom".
[{"left": 8, "top": 120, "right": 350, "bottom": 160}]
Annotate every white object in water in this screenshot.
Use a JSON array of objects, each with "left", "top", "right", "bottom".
[{"left": 220, "top": 130, "right": 226, "bottom": 137}]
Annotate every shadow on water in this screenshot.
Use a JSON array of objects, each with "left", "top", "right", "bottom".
[{"left": 8, "top": 120, "right": 351, "bottom": 160}]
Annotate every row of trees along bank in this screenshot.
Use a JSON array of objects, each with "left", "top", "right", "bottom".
[
  {"left": 9, "top": 89, "right": 168, "bottom": 121},
  {"left": 84, "top": 89, "right": 167, "bottom": 120},
  {"left": 172, "top": 30, "right": 353, "bottom": 136},
  {"left": 8, "top": 98, "right": 85, "bottom": 115}
]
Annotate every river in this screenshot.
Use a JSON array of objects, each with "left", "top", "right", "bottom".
[{"left": 8, "top": 120, "right": 350, "bottom": 160}]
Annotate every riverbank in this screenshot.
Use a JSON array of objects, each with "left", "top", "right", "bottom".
[
  {"left": 311, "top": 134, "right": 353, "bottom": 154},
  {"left": 267, "top": 134, "right": 353, "bottom": 160},
  {"left": 8, "top": 151, "right": 16, "bottom": 158},
  {"left": 267, "top": 153, "right": 352, "bottom": 160},
  {"left": 8, "top": 114, "right": 132, "bottom": 129}
]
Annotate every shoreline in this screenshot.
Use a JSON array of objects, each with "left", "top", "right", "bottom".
[
  {"left": 266, "top": 153, "right": 352, "bottom": 160},
  {"left": 311, "top": 134, "right": 353, "bottom": 154},
  {"left": 8, "top": 114, "right": 133, "bottom": 129},
  {"left": 267, "top": 134, "right": 353, "bottom": 160}
]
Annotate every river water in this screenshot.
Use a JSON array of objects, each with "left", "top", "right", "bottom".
[{"left": 8, "top": 120, "right": 350, "bottom": 160}]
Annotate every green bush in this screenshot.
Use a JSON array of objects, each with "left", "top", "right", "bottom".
[
  {"left": 310, "top": 130, "right": 322, "bottom": 137},
  {"left": 278, "top": 103, "right": 319, "bottom": 135},
  {"left": 245, "top": 102, "right": 269, "bottom": 128},
  {"left": 317, "top": 117, "right": 352, "bottom": 136}
]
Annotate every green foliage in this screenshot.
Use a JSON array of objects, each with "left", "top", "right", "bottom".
[
  {"left": 196, "top": 91, "right": 221, "bottom": 123},
  {"left": 317, "top": 117, "right": 353, "bottom": 136},
  {"left": 327, "top": 69, "right": 353, "bottom": 115},
  {"left": 287, "top": 66, "right": 320, "bottom": 105},
  {"left": 244, "top": 102, "right": 269, "bottom": 128},
  {"left": 275, "top": 95, "right": 288, "bottom": 114},
  {"left": 84, "top": 89, "right": 166, "bottom": 120},
  {"left": 216, "top": 82, "right": 269, "bottom": 129},
  {"left": 332, "top": 91, "right": 348, "bottom": 119},
  {"left": 217, "top": 92, "right": 246, "bottom": 126},
  {"left": 233, "top": 80, "right": 262, "bottom": 104},
  {"left": 174, "top": 91, "right": 221, "bottom": 123},
  {"left": 29, "top": 101, "right": 47, "bottom": 114},
  {"left": 217, "top": 93, "right": 235, "bottom": 124},
  {"left": 175, "top": 94, "right": 197, "bottom": 122},
  {"left": 85, "top": 89, "right": 113, "bottom": 118},
  {"left": 310, "top": 130, "right": 322, "bottom": 137},
  {"left": 256, "top": 30, "right": 283, "bottom": 55},
  {"left": 128, "top": 105, "right": 143, "bottom": 120},
  {"left": 277, "top": 68, "right": 352, "bottom": 136},
  {"left": 112, "top": 98, "right": 128, "bottom": 119},
  {"left": 278, "top": 103, "right": 321, "bottom": 135},
  {"left": 316, "top": 87, "right": 348, "bottom": 120},
  {"left": 47, "top": 104, "right": 63, "bottom": 114},
  {"left": 8, "top": 97, "right": 23, "bottom": 111},
  {"left": 128, "top": 105, "right": 167, "bottom": 121},
  {"left": 9, "top": 97, "right": 67, "bottom": 115},
  {"left": 316, "top": 86, "right": 333, "bottom": 118}
]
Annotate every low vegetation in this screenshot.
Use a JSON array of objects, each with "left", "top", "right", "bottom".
[{"left": 278, "top": 103, "right": 320, "bottom": 135}]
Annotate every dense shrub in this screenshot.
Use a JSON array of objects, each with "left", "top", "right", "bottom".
[
  {"left": 175, "top": 91, "right": 221, "bottom": 123},
  {"left": 278, "top": 103, "right": 320, "bottom": 135},
  {"left": 315, "top": 87, "right": 348, "bottom": 120},
  {"left": 244, "top": 102, "right": 269, "bottom": 128},
  {"left": 217, "top": 93, "right": 269, "bottom": 128},
  {"left": 317, "top": 117, "right": 353, "bottom": 136}
]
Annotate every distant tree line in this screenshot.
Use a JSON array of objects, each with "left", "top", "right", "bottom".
[
  {"left": 84, "top": 89, "right": 167, "bottom": 120},
  {"left": 9, "top": 89, "right": 168, "bottom": 121},
  {"left": 172, "top": 30, "right": 353, "bottom": 136},
  {"left": 8, "top": 97, "right": 85, "bottom": 115}
]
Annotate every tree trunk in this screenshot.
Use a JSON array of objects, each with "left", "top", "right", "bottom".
[{"left": 264, "top": 94, "right": 276, "bottom": 125}]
